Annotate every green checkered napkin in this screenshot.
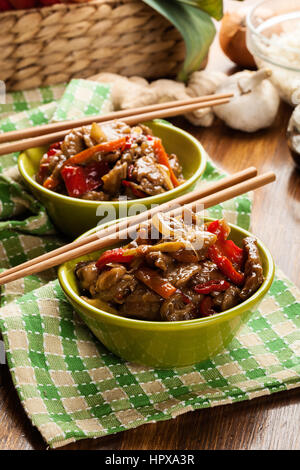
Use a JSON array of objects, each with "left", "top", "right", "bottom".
[
  {"left": 0, "top": 83, "right": 299, "bottom": 449},
  {"left": 0, "top": 85, "right": 66, "bottom": 120},
  {"left": 51, "top": 79, "right": 112, "bottom": 122}
]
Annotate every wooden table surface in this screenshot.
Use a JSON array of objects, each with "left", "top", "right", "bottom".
[{"left": 1, "top": 1, "right": 300, "bottom": 451}]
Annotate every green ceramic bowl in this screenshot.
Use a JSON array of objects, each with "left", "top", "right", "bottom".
[
  {"left": 58, "top": 218, "right": 275, "bottom": 368},
  {"left": 18, "top": 121, "right": 207, "bottom": 238}
]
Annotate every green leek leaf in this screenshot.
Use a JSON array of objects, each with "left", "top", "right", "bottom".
[
  {"left": 177, "top": 0, "right": 223, "bottom": 21},
  {"left": 143, "top": 0, "right": 216, "bottom": 81}
]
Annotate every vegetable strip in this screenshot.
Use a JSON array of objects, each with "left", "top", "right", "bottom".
[
  {"left": 96, "top": 248, "right": 135, "bottom": 270},
  {"left": 153, "top": 138, "right": 180, "bottom": 187},
  {"left": 207, "top": 219, "right": 244, "bottom": 266},
  {"left": 122, "top": 180, "right": 147, "bottom": 198},
  {"left": 135, "top": 267, "right": 177, "bottom": 299},
  {"left": 194, "top": 280, "right": 230, "bottom": 294},
  {"left": 61, "top": 162, "right": 109, "bottom": 198},
  {"left": 208, "top": 245, "right": 244, "bottom": 285},
  {"left": 65, "top": 138, "right": 127, "bottom": 166},
  {"left": 199, "top": 297, "right": 215, "bottom": 317}
]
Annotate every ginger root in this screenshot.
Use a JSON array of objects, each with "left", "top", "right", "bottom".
[{"left": 91, "top": 71, "right": 227, "bottom": 127}]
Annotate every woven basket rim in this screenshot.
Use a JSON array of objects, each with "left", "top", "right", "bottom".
[
  {"left": 0, "top": 0, "right": 184, "bottom": 91},
  {"left": 0, "top": 0, "right": 132, "bottom": 18}
]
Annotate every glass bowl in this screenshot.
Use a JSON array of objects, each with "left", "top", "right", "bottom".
[{"left": 246, "top": 0, "right": 300, "bottom": 105}]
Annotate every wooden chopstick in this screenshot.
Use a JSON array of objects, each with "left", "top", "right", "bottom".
[
  {"left": 0, "top": 167, "right": 257, "bottom": 282},
  {"left": 0, "top": 93, "right": 233, "bottom": 144},
  {"left": 0, "top": 171, "right": 275, "bottom": 285},
  {"left": 0, "top": 95, "right": 231, "bottom": 156}
]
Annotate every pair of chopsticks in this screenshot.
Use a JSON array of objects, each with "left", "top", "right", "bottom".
[
  {"left": 0, "top": 92, "right": 233, "bottom": 156},
  {"left": 0, "top": 167, "right": 276, "bottom": 285}
]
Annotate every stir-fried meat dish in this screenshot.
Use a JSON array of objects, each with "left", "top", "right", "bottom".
[
  {"left": 36, "top": 121, "right": 185, "bottom": 200},
  {"left": 75, "top": 216, "right": 265, "bottom": 322}
]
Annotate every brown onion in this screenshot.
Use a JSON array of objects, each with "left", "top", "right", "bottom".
[{"left": 219, "top": 11, "right": 256, "bottom": 69}]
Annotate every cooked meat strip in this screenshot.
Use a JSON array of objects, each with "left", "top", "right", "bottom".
[
  {"left": 160, "top": 292, "right": 198, "bottom": 322},
  {"left": 98, "top": 150, "right": 124, "bottom": 164},
  {"left": 75, "top": 261, "right": 99, "bottom": 293},
  {"left": 102, "top": 161, "right": 128, "bottom": 195},
  {"left": 95, "top": 264, "right": 137, "bottom": 304},
  {"left": 145, "top": 251, "right": 174, "bottom": 272},
  {"left": 166, "top": 263, "right": 204, "bottom": 288},
  {"left": 81, "top": 190, "right": 109, "bottom": 201},
  {"left": 179, "top": 288, "right": 203, "bottom": 306},
  {"left": 171, "top": 248, "right": 208, "bottom": 263},
  {"left": 82, "top": 126, "right": 97, "bottom": 148},
  {"left": 132, "top": 156, "right": 167, "bottom": 195},
  {"left": 47, "top": 155, "right": 67, "bottom": 184},
  {"left": 61, "top": 129, "right": 85, "bottom": 157},
  {"left": 211, "top": 285, "right": 241, "bottom": 311},
  {"left": 168, "top": 153, "right": 183, "bottom": 178},
  {"left": 240, "top": 237, "right": 264, "bottom": 300},
  {"left": 97, "top": 274, "right": 137, "bottom": 304},
  {"left": 36, "top": 150, "right": 66, "bottom": 185},
  {"left": 222, "top": 285, "right": 241, "bottom": 310},
  {"left": 140, "top": 124, "right": 153, "bottom": 136},
  {"left": 133, "top": 224, "right": 158, "bottom": 246},
  {"left": 191, "top": 260, "right": 226, "bottom": 286},
  {"left": 96, "top": 264, "right": 127, "bottom": 291},
  {"left": 119, "top": 284, "right": 161, "bottom": 320}
]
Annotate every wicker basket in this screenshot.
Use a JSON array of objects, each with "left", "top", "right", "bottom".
[{"left": 0, "top": 0, "right": 186, "bottom": 91}]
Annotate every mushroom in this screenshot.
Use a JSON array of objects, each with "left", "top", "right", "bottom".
[{"left": 214, "top": 69, "right": 280, "bottom": 132}]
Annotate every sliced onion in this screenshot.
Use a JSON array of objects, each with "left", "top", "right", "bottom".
[
  {"left": 90, "top": 122, "right": 107, "bottom": 143},
  {"left": 151, "top": 212, "right": 217, "bottom": 248},
  {"left": 123, "top": 240, "right": 188, "bottom": 257},
  {"left": 156, "top": 164, "right": 174, "bottom": 191},
  {"left": 219, "top": 11, "right": 256, "bottom": 69}
]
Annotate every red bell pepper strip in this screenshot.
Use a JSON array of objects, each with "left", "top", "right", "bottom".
[
  {"left": 208, "top": 245, "right": 244, "bottom": 286},
  {"left": 124, "top": 135, "right": 137, "bottom": 150},
  {"left": 60, "top": 166, "right": 88, "bottom": 197},
  {"left": 65, "top": 137, "right": 127, "bottom": 166},
  {"left": 194, "top": 279, "right": 230, "bottom": 294},
  {"left": 135, "top": 267, "right": 177, "bottom": 299},
  {"left": 38, "top": 142, "right": 63, "bottom": 184},
  {"left": 61, "top": 161, "right": 109, "bottom": 198},
  {"left": 153, "top": 138, "right": 180, "bottom": 188},
  {"left": 207, "top": 219, "right": 230, "bottom": 242},
  {"left": 49, "top": 141, "right": 62, "bottom": 151},
  {"left": 122, "top": 180, "right": 146, "bottom": 198},
  {"left": 207, "top": 219, "right": 244, "bottom": 267},
  {"left": 199, "top": 296, "right": 215, "bottom": 317},
  {"left": 96, "top": 248, "right": 135, "bottom": 270},
  {"left": 84, "top": 161, "right": 109, "bottom": 187},
  {"left": 179, "top": 291, "right": 192, "bottom": 304},
  {"left": 220, "top": 239, "right": 245, "bottom": 266}
]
